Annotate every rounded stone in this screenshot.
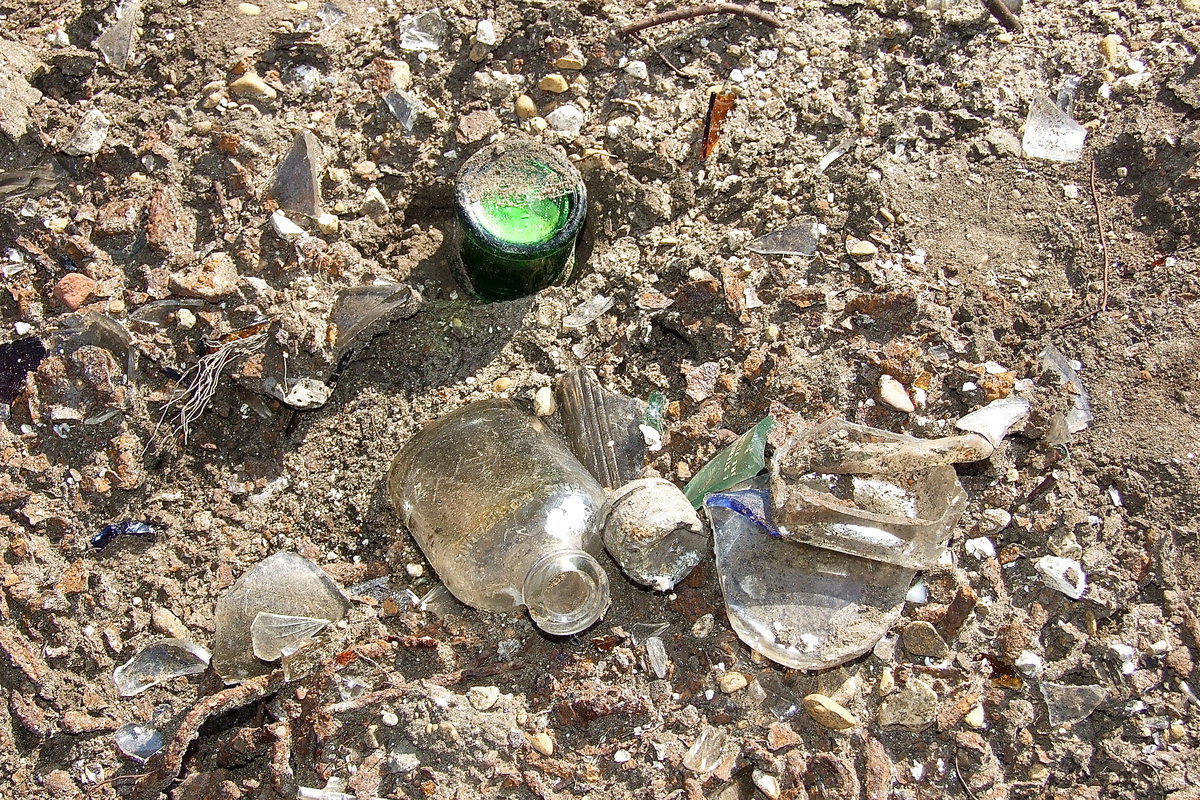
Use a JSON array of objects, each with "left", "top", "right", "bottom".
[
  {"left": 846, "top": 238, "right": 879, "bottom": 258},
  {"left": 719, "top": 671, "right": 748, "bottom": 694},
  {"left": 538, "top": 73, "right": 570, "bottom": 93},
  {"left": 515, "top": 94, "right": 538, "bottom": 118}
]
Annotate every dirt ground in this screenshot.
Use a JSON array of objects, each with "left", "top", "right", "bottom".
[{"left": 1, "top": 0, "right": 1200, "bottom": 797}]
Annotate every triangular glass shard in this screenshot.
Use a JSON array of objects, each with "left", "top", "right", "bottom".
[
  {"left": 251, "top": 612, "right": 332, "bottom": 661},
  {"left": 1022, "top": 94, "right": 1087, "bottom": 162},
  {"left": 112, "top": 638, "right": 211, "bottom": 696},
  {"left": 748, "top": 219, "right": 820, "bottom": 256},
  {"left": 331, "top": 282, "right": 422, "bottom": 351},
  {"left": 382, "top": 90, "right": 425, "bottom": 131},
  {"left": 95, "top": 0, "right": 141, "bottom": 69},
  {"left": 270, "top": 131, "right": 324, "bottom": 218},
  {"left": 397, "top": 9, "right": 447, "bottom": 51}
]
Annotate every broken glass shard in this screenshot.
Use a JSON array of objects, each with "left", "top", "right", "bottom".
[
  {"left": 955, "top": 397, "right": 1031, "bottom": 449},
  {"left": 770, "top": 419, "right": 970, "bottom": 569},
  {"left": 114, "top": 722, "right": 164, "bottom": 762},
  {"left": 212, "top": 552, "right": 349, "bottom": 683},
  {"left": 557, "top": 368, "right": 648, "bottom": 489},
  {"left": 0, "top": 337, "right": 46, "bottom": 403},
  {"left": 250, "top": 612, "right": 332, "bottom": 661},
  {"left": 756, "top": 671, "right": 801, "bottom": 719},
  {"left": 397, "top": 10, "right": 447, "bottom": 51},
  {"left": 1041, "top": 682, "right": 1107, "bottom": 727},
  {"left": 644, "top": 392, "right": 667, "bottom": 435},
  {"left": 562, "top": 294, "right": 614, "bottom": 329},
  {"left": 683, "top": 416, "right": 775, "bottom": 508},
  {"left": 317, "top": 1, "right": 346, "bottom": 28},
  {"left": 645, "top": 635, "right": 669, "bottom": 678},
  {"left": 331, "top": 283, "right": 423, "bottom": 351},
  {"left": 748, "top": 219, "right": 820, "bottom": 257},
  {"left": 383, "top": 90, "right": 426, "bottom": 132},
  {"left": 630, "top": 622, "right": 669, "bottom": 646},
  {"left": 95, "top": 0, "right": 141, "bottom": 69},
  {"left": 683, "top": 725, "right": 726, "bottom": 773},
  {"left": 708, "top": 482, "right": 912, "bottom": 669},
  {"left": 91, "top": 519, "right": 155, "bottom": 549},
  {"left": 815, "top": 135, "right": 855, "bottom": 174},
  {"left": 112, "top": 639, "right": 211, "bottom": 696},
  {"left": 270, "top": 131, "right": 323, "bottom": 218},
  {"left": 1041, "top": 345, "right": 1092, "bottom": 434},
  {"left": 1022, "top": 94, "right": 1087, "bottom": 162}
]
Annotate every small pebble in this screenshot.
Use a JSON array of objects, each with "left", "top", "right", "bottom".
[
  {"left": 237, "top": 2, "right": 261, "bottom": 15},
  {"left": 381, "top": 710, "right": 399, "bottom": 727},
  {"left": 963, "top": 704, "right": 986, "bottom": 729},
  {"left": 1099, "top": 34, "right": 1122, "bottom": 66},
  {"left": 900, "top": 621, "right": 949, "bottom": 658},
  {"left": 538, "top": 73, "right": 570, "bottom": 93},
  {"left": 752, "top": 770, "right": 781, "bottom": 800},
  {"left": 514, "top": 94, "right": 538, "bottom": 118},
  {"left": 878, "top": 374, "right": 915, "bottom": 413},
  {"left": 529, "top": 732, "right": 554, "bottom": 756},
  {"left": 533, "top": 386, "right": 556, "bottom": 416},
  {"left": 316, "top": 213, "right": 339, "bottom": 234},
  {"left": 492, "top": 377, "right": 512, "bottom": 393},
  {"left": 52, "top": 273, "right": 96, "bottom": 311},
  {"left": 150, "top": 607, "right": 190, "bottom": 640},
  {"left": 545, "top": 104, "right": 584, "bottom": 137},
  {"left": 802, "top": 693, "right": 860, "bottom": 730},
  {"left": 624, "top": 60, "right": 648, "bottom": 81},
  {"left": 846, "top": 238, "right": 878, "bottom": 259},
  {"left": 979, "top": 508, "right": 1012, "bottom": 533},
  {"left": 467, "top": 685, "right": 501, "bottom": 711},
  {"left": 613, "top": 749, "right": 631, "bottom": 763},
  {"left": 354, "top": 160, "right": 377, "bottom": 177},
  {"left": 175, "top": 309, "right": 197, "bottom": 329},
  {"left": 554, "top": 55, "right": 586, "bottom": 70},
  {"left": 228, "top": 71, "right": 277, "bottom": 101},
  {"left": 1184, "top": 0, "right": 1200, "bottom": 11},
  {"left": 719, "top": 672, "right": 748, "bottom": 694},
  {"left": 877, "top": 667, "right": 895, "bottom": 696}
]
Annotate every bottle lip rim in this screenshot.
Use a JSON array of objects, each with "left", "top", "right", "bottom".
[
  {"left": 523, "top": 548, "right": 610, "bottom": 636},
  {"left": 454, "top": 145, "right": 587, "bottom": 258}
]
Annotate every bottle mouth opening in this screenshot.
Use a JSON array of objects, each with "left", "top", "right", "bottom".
[{"left": 523, "top": 549, "right": 610, "bottom": 636}]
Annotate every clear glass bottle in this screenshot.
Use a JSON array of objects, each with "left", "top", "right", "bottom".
[
  {"left": 388, "top": 400, "right": 610, "bottom": 635},
  {"left": 451, "top": 139, "right": 587, "bottom": 302}
]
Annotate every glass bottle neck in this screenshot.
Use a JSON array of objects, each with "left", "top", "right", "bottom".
[{"left": 522, "top": 549, "right": 609, "bottom": 636}]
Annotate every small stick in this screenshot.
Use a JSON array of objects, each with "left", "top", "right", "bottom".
[
  {"left": 1089, "top": 158, "right": 1111, "bottom": 313},
  {"left": 619, "top": 3, "right": 783, "bottom": 36},
  {"left": 636, "top": 33, "right": 689, "bottom": 78},
  {"left": 1060, "top": 158, "right": 1111, "bottom": 328},
  {"left": 980, "top": 0, "right": 1023, "bottom": 33}
]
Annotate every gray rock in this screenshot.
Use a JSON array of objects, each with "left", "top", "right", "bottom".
[
  {"left": 878, "top": 676, "right": 938, "bottom": 730},
  {"left": 65, "top": 109, "right": 111, "bottom": 156},
  {"left": 900, "top": 621, "right": 949, "bottom": 658},
  {"left": 0, "top": 38, "right": 43, "bottom": 143},
  {"left": 270, "top": 131, "right": 323, "bottom": 218}
]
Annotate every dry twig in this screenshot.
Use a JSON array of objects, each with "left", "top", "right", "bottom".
[
  {"left": 980, "top": 0, "right": 1023, "bottom": 33},
  {"left": 1061, "top": 158, "right": 1112, "bottom": 328},
  {"left": 619, "top": 3, "right": 782, "bottom": 36}
]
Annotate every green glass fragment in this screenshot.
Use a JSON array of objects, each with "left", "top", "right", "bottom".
[
  {"left": 683, "top": 416, "right": 776, "bottom": 509},
  {"left": 644, "top": 392, "right": 667, "bottom": 435}
]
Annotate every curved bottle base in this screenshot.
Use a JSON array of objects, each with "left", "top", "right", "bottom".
[{"left": 522, "top": 549, "right": 610, "bottom": 636}]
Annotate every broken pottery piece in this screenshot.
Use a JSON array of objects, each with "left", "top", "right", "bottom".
[
  {"left": 250, "top": 612, "right": 333, "bottom": 661},
  {"left": 747, "top": 219, "right": 820, "bottom": 257},
  {"left": 556, "top": 368, "right": 648, "bottom": 489},
  {"left": 683, "top": 416, "right": 775, "bottom": 508},
  {"left": 707, "top": 481, "right": 913, "bottom": 670},
  {"left": 269, "top": 131, "right": 324, "bottom": 218},
  {"left": 112, "top": 638, "right": 211, "bottom": 696},
  {"left": 1022, "top": 94, "right": 1087, "bottom": 162},
  {"left": 212, "top": 552, "right": 349, "bottom": 683},
  {"left": 598, "top": 478, "right": 705, "bottom": 591}
]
